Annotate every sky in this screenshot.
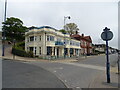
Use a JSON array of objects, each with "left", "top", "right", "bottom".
[{"left": 0, "top": 0, "right": 119, "bottom": 49}]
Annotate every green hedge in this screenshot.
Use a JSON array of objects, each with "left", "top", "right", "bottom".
[
  {"left": 95, "top": 50, "right": 105, "bottom": 54},
  {"left": 12, "top": 42, "right": 34, "bottom": 57}
]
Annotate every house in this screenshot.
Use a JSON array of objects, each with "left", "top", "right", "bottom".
[
  {"left": 71, "top": 34, "right": 92, "bottom": 55},
  {"left": 94, "top": 44, "right": 106, "bottom": 53},
  {"left": 25, "top": 26, "right": 81, "bottom": 59}
]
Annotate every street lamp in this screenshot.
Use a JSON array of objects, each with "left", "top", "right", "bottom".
[
  {"left": 64, "top": 16, "right": 71, "bottom": 59},
  {"left": 2, "top": 0, "right": 7, "bottom": 56}
]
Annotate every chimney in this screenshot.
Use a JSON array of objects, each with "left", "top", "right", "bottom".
[
  {"left": 82, "top": 34, "right": 84, "bottom": 37},
  {"left": 76, "top": 31, "right": 78, "bottom": 34}
]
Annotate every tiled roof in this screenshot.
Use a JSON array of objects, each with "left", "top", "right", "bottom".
[{"left": 71, "top": 34, "right": 92, "bottom": 42}]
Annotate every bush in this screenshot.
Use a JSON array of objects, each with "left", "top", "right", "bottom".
[
  {"left": 12, "top": 42, "right": 34, "bottom": 57},
  {"left": 94, "top": 50, "right": 105, "bottom": 54}
]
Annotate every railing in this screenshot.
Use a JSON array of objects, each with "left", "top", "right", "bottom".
[{"left": 55, "top": 41, "right": 64, "bottom": 45}]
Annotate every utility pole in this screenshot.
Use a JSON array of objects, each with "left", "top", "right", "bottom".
[{"left": 2, "top": 0, "right": 7, "bottom": 56}]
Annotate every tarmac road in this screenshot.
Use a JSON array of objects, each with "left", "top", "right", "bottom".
[{"left": 2, "top": 59, "right": 66, "bottom": 88}]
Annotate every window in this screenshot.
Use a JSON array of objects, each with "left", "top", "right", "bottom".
[
  {"left": 29, "top": 47, "right": 34, "bottom": 52},
  {"left": 39, "top": 47, "right": 41, "bottom": 55},
  {"left": 30, "top": 36, "right": 34, "bottom": 41},
  {"left": 76, "top": 42, "right": 80, "bottom": 46},
  {"left": 34, "top": 36, "right": 37, "bottom": 41},
  {"left": 27, "top": 47, "right": 29, "bottom": 51},
  {"left": 47, "top": 35, "right": 54, "bottom": 41},
  {"left": 57, "top": 38, "right": 61, "bottom": 41},
  {"left": 27, "top": 37, "right": 29, "bottom": 42},
  {"left": 70, "top": 41, "right": 72, "bottom": 45},
  {"left": 90, "top": 43, "right": 92, "bottom": 47},
  {"left": 34, "top": 47, "right": 36, "bottom": 55},
  {"left": 40, "top": 36, "right": 41, "bottom": 41},
  {"left": 50, "top": 36, "right": 54, "bottom": 41},
  {"left": 85, "top": 42, "right": 86, "bottom": 46},
  {"left": 64, "top": 39, "right": 69, "bottom": 44},
  {"left": 47, "top": 47, "right": 52, "bottom": 55},
  {"left": 47, "top": 36, "right": 49, "bottom": 41}
]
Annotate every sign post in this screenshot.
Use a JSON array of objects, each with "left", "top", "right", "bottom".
[{"left": 101, "top": 27, "right": 113, "bottom": 83}]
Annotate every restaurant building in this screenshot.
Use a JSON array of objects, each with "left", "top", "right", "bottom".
[{"left": 25, "top": 26, "right": 81, "bottom": 59}]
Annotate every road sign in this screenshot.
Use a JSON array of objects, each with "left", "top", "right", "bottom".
[
  {"left": 101, "top": 27, "right": 113, "bottom": 83},
  {"left": 101, "top": 31, "right": 113, "bottom": 41}
]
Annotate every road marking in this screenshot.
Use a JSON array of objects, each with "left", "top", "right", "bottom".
[
  {"left": 64, "top": 80, "right": 67, "bottom": 82},
  {"left": 59, "top": 67, "right": 63, "bottom": 70},
  {"left": 76, "top": 87, "right": 80, "bottom": 88},
  {"left": 53, "top": 70, "right": 56, "bottom": 72},
  {"left": 60, "top": 62, "right": 105, "bottom": 71}
]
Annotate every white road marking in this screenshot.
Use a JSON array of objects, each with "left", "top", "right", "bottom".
[
  {"left": 60, "top": 62, "right": 105, "bottom": 71},
  {"left": 64, "top": 80, "right": 67, "bottom": 82},
  {"left": 53, "top": 70, "right": 56, "bottom": 72},
  {"left": 59, "top": 67, "right": 63, "bottom": 69},
  {"left": 76, "top": 87, "right": 80, "bottom": 88}
]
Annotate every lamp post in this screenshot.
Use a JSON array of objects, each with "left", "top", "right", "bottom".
[
  {"left": 64, "top": 16, "right": 70, "bottom": 59},
  {"left": 2, "top": 0, "right": 7, "bottom": 56}
]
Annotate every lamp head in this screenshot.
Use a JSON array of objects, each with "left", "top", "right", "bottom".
[{"left": 68, "top": 16, "right": 71, "bottom": 19}]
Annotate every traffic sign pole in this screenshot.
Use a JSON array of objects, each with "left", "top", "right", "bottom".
[
  {"left": 106, "top": 38, "right": 110, "bottom": 83},
  {"left": 101, "top": 27, "right": 113, "bottom": 83}
]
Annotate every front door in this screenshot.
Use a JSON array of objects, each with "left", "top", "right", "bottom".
[{"left": 57, "top": 48, "right": 59, "bottom": 57}]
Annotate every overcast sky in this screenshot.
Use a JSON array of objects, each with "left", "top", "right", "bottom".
[{"left": 0, "top": 0, "right": 119, "bottom": 49}]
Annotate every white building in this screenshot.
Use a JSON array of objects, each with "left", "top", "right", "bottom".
[{"left": 25, "top": 26, "right": 81, "bottom": 59}]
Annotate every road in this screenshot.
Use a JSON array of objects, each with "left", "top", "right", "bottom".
[
  {"left": 2, "top": 59, "right": 66, "bottom": 88},
  {"left": 27, "top": 54, "right": 118, "bottom": 88},
  {"left": 2, "top": 54, "right": 118, "bottom": 88}
]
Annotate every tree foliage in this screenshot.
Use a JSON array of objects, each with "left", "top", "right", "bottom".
[
  {"left": 59, "top": 29, "right": 67, "bottom": 34},
  {"left": 64, "top": 23, "right": 79, "bottom": 36},
  {"left": 2, "top": 17, "right": 27, "bottom": 41}
]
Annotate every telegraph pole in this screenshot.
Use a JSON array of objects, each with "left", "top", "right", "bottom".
[{"left": 2, "top": 0, "right": 7, "bottom": 56}]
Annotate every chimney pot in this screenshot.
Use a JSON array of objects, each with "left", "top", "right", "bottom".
[{"left": 82, "top": 34, "right": 84, "bottom": 37}]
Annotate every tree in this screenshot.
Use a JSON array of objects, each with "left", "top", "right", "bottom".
[
  {"left": 64, "top": 23, "right": 79, "bottom": 36},
  {"left": 2, "top": 17, "right": 27, "bottom": 42},
  {"left": 59, "top": 29, "right": 67, "bottom": 34}
]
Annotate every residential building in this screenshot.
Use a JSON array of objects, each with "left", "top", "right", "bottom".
[
  {"left": 93, "top": 44, "right": 117, "bottom": 54},
  {"left": 94, "top": 44, "right": 106, "bottom": 53},
  {"left": 25, "top": 26, "right": 81, "bottom": 59},
  {"left": 71, "top": 34, "right": 92, "bottom": 55}
]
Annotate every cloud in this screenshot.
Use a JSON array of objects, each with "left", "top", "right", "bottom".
[{"left": 1, "top": 1, "right": 118, "bottom": 48}]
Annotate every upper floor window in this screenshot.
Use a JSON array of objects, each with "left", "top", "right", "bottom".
[
  {"left": 34, "top": 36, "right": 37, "bottom": 41},
  {"left": 27, "top": 37, "right": 29, "bottom": 42},
  {"left": 90, "top": 43, "right": 92, "bottom": 47},
  {"left": 40, "top": 35, "right": 41, "bottom": 41},
  {"left": 76, "top": 42, "right": 80, "bottom": 46},
  {"left": 47, "top": 35, "right": 54, "bottom": 41},
  {"left": 70, "top": 40, "right": 80, "bottom": 46},
  {"left": 64, "top": 39, "right": 69, "bottom": 44},
  {"left": 50, "top": 36, "right": 54, "bottom": 41},
  {"left": 30, "top": 36, "right": 34, "bottom": 41},
  {"left": 57, "top": 38, "right": 61, "bottom": 42}
]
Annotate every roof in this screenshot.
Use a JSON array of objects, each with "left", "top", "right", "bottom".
[
  {"left": 71, "top": 34, "right": 92, "bottom": 42},
  {"left": 29, "top": 26, "right": 57, "bottom": 31}
]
